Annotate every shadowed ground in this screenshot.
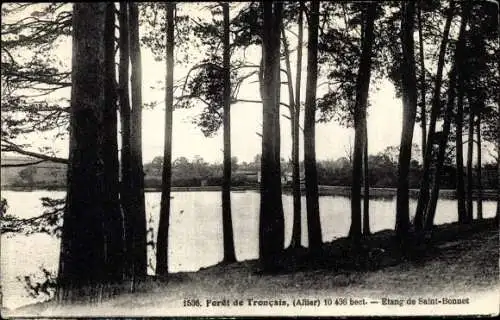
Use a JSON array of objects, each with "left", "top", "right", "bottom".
[{"left": 4, "top": 218, "right": 498, "bottom": 317}]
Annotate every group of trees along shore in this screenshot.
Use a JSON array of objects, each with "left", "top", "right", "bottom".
[{"left": 1, "top": 1, "right": 498, "bottom": 300}]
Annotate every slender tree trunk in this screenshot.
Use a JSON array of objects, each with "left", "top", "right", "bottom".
[
  {"left": 414, "top": 0, "right": 455, "bottom": 231},
  {"left": 396, "top": 0, "right": 418, "bottom": 239},
  {"left": 497, "top": 0, "right": 500, "bottom": 221},
  {"left": 417, "top": 2, "right": 427, "bottom": 162},
  {"left": 304, "top": 0, "right": 322, "bottom": 250},
  {"left": 425, "top": 3, "right": 469, "bottom": 229},
  {"left": 102, "top": 2, "right": 125, "bottom": 284},
  {"left": 424, "top": 66, "right": 457, "bottom": 230},
  {"left": 349, "top": 2, "right": 377, "bottom": 241},
  {"left": 156, "top": 2, "right": 175, "bottom": 277},
  {"left": 455, "top": 75, "right": 466, "bottom": 224},
  {"left": 363, "top": 122, "right": 370, "bottom": 235},
  {"left": 259, "top": 1, "right": 285, "bottom": 270},
  {"left": 281, "top": 23, "right": 301, "bottom": 249},
  {"left": 222, "top": 2, "right": 236, "bottom": 263},
  {"left": 58, "top": 3, "right": 122, "bottom": 301},
  {"left": 129, "top": 2, "right": 148, "bottom": 279},
  {"left": 118, "top": 2, "right": 134, "bottom": 280},
  {"left": 292, "top": 6, "right": 303, "bottom": 248},
  {"left": 282, "top": 7, "right": 304, "bottom": 249},
  {"left": 467, "top": 112, "right": 474, "bottom": 222},
  {"left": 476, "top": 113, "right": 482, "bottom": 219}
]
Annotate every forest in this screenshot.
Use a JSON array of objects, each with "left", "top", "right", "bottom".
[{"left": 1, "top": 1, "right": 499, "bottom": 306}]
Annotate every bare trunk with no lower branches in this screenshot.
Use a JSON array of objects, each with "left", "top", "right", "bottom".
[
  {"left": 281, "top": 20, "right": 302, "bottom": 249},
  {"left": 417, "top": 1, "right": 427, "bottom": 163},
  {"left": 58, "top": 3, "right": 124, "bottom": 301},
  {"left": 396, "top": 0, "right": 418, "bottom": 240},
  {"left": 467, "top": 112, "right": 474, "bottom": 222},
  {"left": 259, "top": 1, "right": 285, "bottom": 271},
  {"left": 156, "top": 2, "right": 175, "bottom": 277},
  {"left": 304, "top": 0, "right": 322, "bottom": 250},
  {"left": 118, "top": 2, "right": 133, "bottom": 279},
  {"left": 129, "top": 2, "right": 148, "bottom": 280},
  {"left": 292, "top": 6, "right": 304, "bottom": 248},
  {"left": 349, "top": 2, "right": 377, "bottom": 241},
  {"left": 414, "top": 0, "right": 455, "bottom": 231},
  {"left": 455, "top": 69, "right": 467, "bottom": 224},
  {"left": 222, "top": 2, "right": 236, "bottom": 263},
  {"left": 424, "top": 67, "right": 457, "bottom": 230},
  {"left": 102, "top": 2, "right": 125, "bottom": 285},
  {"left": 425, "top": 3, "right": 469, "bottom": 230},
  {"left": 363, "top": 122, "right": 370, "bottom": 235},
  {"left": 476, "top": 112, "right": 482, "bottom": 219}
]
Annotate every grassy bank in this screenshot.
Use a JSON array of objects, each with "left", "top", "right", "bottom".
[{"left": 6, "top": 217, "right": 498, "bottom": 317}]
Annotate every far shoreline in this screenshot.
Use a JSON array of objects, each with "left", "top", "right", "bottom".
[{"left": 1, "top": 185, "right": 497, "bottom": 200}]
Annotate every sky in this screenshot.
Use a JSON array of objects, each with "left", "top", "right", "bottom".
[
  {"left": 4, "top": 2, "right": 493, "bottom": 165},
  {"left": 122, "top": 8, "right": 414, "bottom": 165}
]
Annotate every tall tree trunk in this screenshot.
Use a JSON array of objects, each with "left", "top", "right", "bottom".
[
  {"left": 156, "top": 2, "right": 175, "bottom": 277},
  {"left": 58, "top": 3, "right": 123, "bottom": 301},
  {"left": 222, "top": 2, "right": 236, "bottom": 263},
  {"left": 417, "top": 1, "right": 427, "bottom": 162},
  {"left": 349, "top": 2, "right": 377, "bottom": 241},
  {"left": 129, "top": 2, "right": 148, "bottom": 279},
  {"left": 455, "top": 74, "right": 466, "bottom": 224},
  {"left": 466, "top": 112, "right": 474, "bottom": 222},
  {"left": 476, "top": 113, "right": 482, "bottom": 219},
  {"left": 281, "top": 23, "right": 301, "bottom": 249},
  {"left": 292, "top": 6, "right": 303, "bottom": 248},
  {"left": 259, "top": 1, "right": 285, "bottom": 270},
  {"left": 425, "top": 3, "right": 469, "bottom": 230},
  {"left": 396, "top": 0, "right": 418, "bottom": 239},
  {"left": 102, "top": 2, "right": 125, "bottom": 284},
  {"left": 497, "top": 0, "right": 500, "bottom": 221},
  {"left": 118, "top": 1, "right": 134, "bottom": 281},
  {"left": 304, "top": 0, "right": 322, "bottom": 250},
  {"left": 424, "top": 66, "right": 457, "bottom": 230},
  {"left": 414, "top": 0, "right": 455, "bottom": 231},
  {"left": 363, "top": 122, "right": 370, "bottom": 235}
]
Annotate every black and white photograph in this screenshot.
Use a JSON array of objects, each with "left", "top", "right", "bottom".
[{"left": 0, "top": 1, "right": 499, "bottom": 317}]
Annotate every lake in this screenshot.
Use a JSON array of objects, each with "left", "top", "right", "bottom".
[{"left": 1, "top": 190, "right": 496, "bottom": 310}]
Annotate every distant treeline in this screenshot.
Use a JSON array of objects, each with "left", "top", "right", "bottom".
[{"left": 3, "top": 152, "right": 498, "bottom": 190}]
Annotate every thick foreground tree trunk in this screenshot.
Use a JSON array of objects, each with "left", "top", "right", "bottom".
[
  {"left": 129, "top": 2, "right": 148, "bottom": 280},
  {"left": 102, "top": 2, "right": 125, "bottom": 285},
  {"left": 414, "top": 0, "right": 455, "bottom": 231},
  {"left": 304, "top": 0, "right": 322, "bottom": 250},
  {"left": 156, "top": 2, "right": 175, "bottom": 277},
  {"left": 396, "top": 0, "right": 418, "bottom": 240},
  {"left": 222, "top": 2, "right": 236, "bottom": 263},
  {"left": 58, "top": 3, "right": 124, "bottom": 301},
  {"left": 118, "top": 1, "right": 134, "bottom": 281},
  {"left": 259, "top": 1, "right": 285, "bottom": 270}
]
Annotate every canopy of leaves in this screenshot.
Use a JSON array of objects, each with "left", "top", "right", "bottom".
[{"left": 1, "top": 3, "right": 72, "bottom": 157}]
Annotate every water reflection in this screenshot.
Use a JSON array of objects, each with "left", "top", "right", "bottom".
[{"left": 0, "top": 190, "right": 496, "bottom": 309}]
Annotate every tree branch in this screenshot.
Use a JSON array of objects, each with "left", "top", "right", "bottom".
[
  {"left": 1, "top": 159, "right": 46, "bottom": 168},
  {"left": 1, "top": 140, "right": 68, "bottom": 164}
]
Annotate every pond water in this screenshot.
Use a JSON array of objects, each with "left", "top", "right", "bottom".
[{"left": 1, "top": 190, "right": 496, "bottom": 310}]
